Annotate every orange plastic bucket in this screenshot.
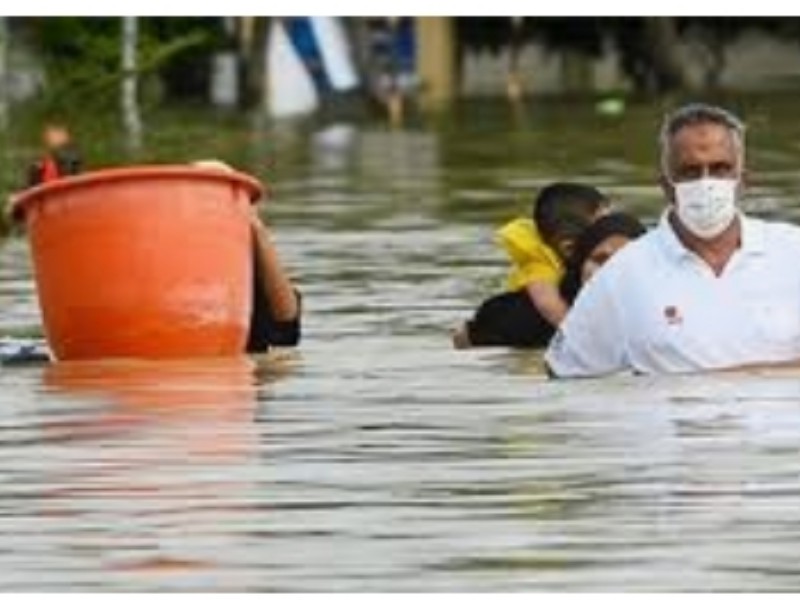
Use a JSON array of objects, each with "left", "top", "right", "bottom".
[{"left": 12, "top": 165, "right": 263, "bottom": 361}]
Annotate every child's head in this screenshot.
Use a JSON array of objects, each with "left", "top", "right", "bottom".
[
  {"left": 42, "top": 122, "right": 72, "bottom": 151},
  {"left": 533, "top": 182, "right": 611, "bottom": 260}
]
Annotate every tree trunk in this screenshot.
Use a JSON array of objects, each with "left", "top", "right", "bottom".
[
  {"left": 240, "top": 17, "right": 270, "bottom": 110},
  {"left": 642, "top": 17, "right": 692, "bottom": 92},
  {"left": 121, "top": 16, "right": 143, "bottom": 153},
  {"left": 0, "top": 17, "right": 8, "bottom": 131}
]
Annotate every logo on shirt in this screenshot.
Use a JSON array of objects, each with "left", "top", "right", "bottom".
[{"left": 663, "top": 305, "right": 683, "bottom": 326}]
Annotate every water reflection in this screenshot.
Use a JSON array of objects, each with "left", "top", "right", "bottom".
[
  {"left": 1, "top": 358, "right": 281, "bottom": 591},
  {"left": 42, "top": 357, "right": 261, "bottom": 455}
]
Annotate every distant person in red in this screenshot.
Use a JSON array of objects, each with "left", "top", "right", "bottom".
[{"left": 26, "top": 123, "right": 83, "bottom": 187}]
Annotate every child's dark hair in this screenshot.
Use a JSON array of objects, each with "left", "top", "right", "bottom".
[{"left": 533, "top": 183, "right": 610, "bottom": 245}]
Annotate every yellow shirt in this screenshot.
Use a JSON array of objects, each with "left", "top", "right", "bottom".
[{"left": 495, "top": 217, "right": 564, "bottom": 291}]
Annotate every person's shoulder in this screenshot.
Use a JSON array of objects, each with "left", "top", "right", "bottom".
[
  {"left": 496, "top": 217, "right": 550, "bottom": 255},
  {"left": 496, "top": 217, "right": 544, "bottom": 259},
  {"left": 757, "top": 217, "right": 800, "bottom": 236},
  {"left": 599, "top": 224, "right": 660, "bottom": 273},
  {"left": 619, "top": 224, "right": 660, "bottom": 255},
  {"left": 751, "top": 216, "right": 800, "bottom": 250}
]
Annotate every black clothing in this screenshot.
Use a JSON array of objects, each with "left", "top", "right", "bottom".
[
  {"left": 466, "top": 290, "right": 555, "bottom": 348},
  {"left": 245, "top": 238, "right": 301, "bottom": 353}
]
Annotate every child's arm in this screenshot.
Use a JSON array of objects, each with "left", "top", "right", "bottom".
[{"left": 525, "top": 280, "right": 569, "bottom": 327}]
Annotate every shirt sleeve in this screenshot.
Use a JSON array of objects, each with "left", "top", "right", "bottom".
[
  {"left": 517, "top": 261, "right": 561, "bottom": 285},
  {"left": 543, "top": 267, "right": 627, "bottom": 378},
  {"left": 496, "top": 217, "right": 563, "bottom": 289}
]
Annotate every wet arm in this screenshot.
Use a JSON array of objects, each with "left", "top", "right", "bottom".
[
  {"left": 525, "top": 280, "right": 569, "bottom": 327},
  {"left": 251, "top": 214, "right": 299, "bottom": 323}
]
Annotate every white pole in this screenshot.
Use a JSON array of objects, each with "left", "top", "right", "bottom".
[
  {"left": 121, "top": 16, "right": 142, "bottom": 152},
  {"left": 0, "top": 17, "right": 8, "bottom": 131}
]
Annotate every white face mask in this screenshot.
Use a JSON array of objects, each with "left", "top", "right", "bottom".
[{"left": 673, "top": 177, "right": 739, "bottom": 239}]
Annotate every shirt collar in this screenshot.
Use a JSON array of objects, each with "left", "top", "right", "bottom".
[{"left": 657, "top": 209, "right": 765, "bottom": 263}]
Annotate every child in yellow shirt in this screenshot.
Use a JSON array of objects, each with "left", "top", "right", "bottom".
[
  {"left": 496, "top": 182, "right": 611, "bottom": 326},
  {"left": 453, "top": 183, "right": 610, "bottom": 348}
]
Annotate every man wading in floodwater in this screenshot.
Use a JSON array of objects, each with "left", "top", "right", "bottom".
[{"left": 545, "top": 103, "right": 800, "bottom": 377}]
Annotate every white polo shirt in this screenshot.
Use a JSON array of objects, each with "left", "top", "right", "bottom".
[{"left": 544, "top": 213, "right": 800, "bottom": 377}]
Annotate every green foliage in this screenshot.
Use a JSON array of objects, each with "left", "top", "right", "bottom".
[{"left": 26, "top": 17, "right": 221, "bottom": 115}]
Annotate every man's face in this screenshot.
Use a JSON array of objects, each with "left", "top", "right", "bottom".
[{"left": 661, "top": 122, "right": 742, "bottom": 202}]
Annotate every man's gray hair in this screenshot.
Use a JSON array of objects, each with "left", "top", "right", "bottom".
[{"left": 659, "top": 103, "right": 746, "bottom": 175}]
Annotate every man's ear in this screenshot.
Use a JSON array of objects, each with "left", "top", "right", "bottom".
[{"left": 659, "top": 173, "right": 675, "bottom": 206}]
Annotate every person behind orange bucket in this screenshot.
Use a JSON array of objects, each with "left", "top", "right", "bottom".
[
  {"left": 244, "top": 183, "right": 302, "bottom": 353},
  {"left": 25, "top": 122, "right": 83, "bottom": 187},
  {"left": 191, "top": 160, "right": 301, "bottom": 354},
  {"left": 1, "top": 122, "right": 84, "bottom": 362},
  {"left": 9, "top": 146, "right": 300, "bottom": 360}
]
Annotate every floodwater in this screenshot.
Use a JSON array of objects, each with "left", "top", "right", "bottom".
[{"left": 4, "top": 96, "right": 800, "bottom": 591}]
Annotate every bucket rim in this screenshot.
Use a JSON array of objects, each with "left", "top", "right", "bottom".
[{"left": 10, "top": 164, "right": 266, "bottom": 223}]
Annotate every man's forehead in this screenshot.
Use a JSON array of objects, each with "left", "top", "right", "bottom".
[{"left": 672, "top": 122, "right": 735, "bottom": 148}]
